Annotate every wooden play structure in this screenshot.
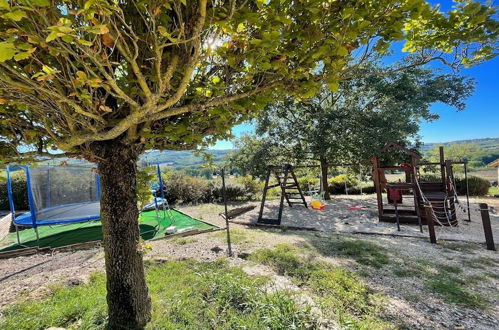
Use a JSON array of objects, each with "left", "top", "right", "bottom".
[
  {"left": 258, "top": 164, "right": 308, "bottom": 225},
  {"left": 371, "top": 142, "right": 471, "bottom": 232}
]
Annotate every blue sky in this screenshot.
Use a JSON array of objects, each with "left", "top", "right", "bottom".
[{"left": 212, "top": 0, "right": 498, "bottom": 149}]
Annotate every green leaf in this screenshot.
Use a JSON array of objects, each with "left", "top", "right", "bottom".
[
  {"left": 236, "top": 23, "right": 245, "bottom": 33},
  {"left": 78, "top": 39, "right": 94, "bottom": 46},
  {"left": 13, "top": 51, "right": 30, "bottom": 61},
  {"left": 85, "top": 25, "right": 109, "bottom": 35},
  {"left": 2, "top": 10, "right": 27, "bottom": 21},
  {"left": 19, "top": 0, "right": 50, "bottom": 6},
  {"left": 76, "top": 71, "right": 88, "bottom": 80},
  {"left": 46, "top": 31, "right": 59, "bottom": 42},
  {"left": 335, "top": 46, "right": 349, "bottom": 56},
  {"left": 28, "top": 0, "right": 50, "bottom": 6},
  {"left": 0, "top": 0, "right": 9, "bottom": 9},
  {"left": 0, "top": 42, "right": 16, "bottom": 62},
  {"left": 327, "top": 82, "right": 339, "bottom": 92},
  {"left": 61, "top": 35, "right": 74, "bottom": 43},
  {"left": 158, "top": 26, "right": 177, "bottom": 42}
]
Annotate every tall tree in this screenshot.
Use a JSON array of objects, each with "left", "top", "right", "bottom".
[
  {"left": 252, "top": 65, "right": 475, "bottom": 198},
  {"left": 0, "top": 0, "right": 497, "bottom": 327}
]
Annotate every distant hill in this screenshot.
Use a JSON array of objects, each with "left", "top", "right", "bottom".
[
  {"left": 421, "top": 137, "right": 499, "bottom": 153},
  {"left": 137, "top": 137, "right": 498, "bottom": 170},
  {"left": 139, "top": 149, "right": 231, "bottom": 168},
  {"left": 420, "top": 137, "right": 499, "bottom": 166}
]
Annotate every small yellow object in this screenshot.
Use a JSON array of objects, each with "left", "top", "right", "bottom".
[{"left": 310, "top": 200, "right": 323, "bottom": 208}]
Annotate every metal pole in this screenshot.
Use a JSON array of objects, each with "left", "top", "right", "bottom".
[
  {"left": 25, "top": 166, "right": 40, "bottom": 246},
  {"left": 221, "top": 168, "right": 233, "bottom": 257},
  {"left": 479, "top": 203, "right": 496, "bottom": 251},
  {"left": 464, "top": 162, "right": 471, "bottom": 222},
  {"left": 6, "top": 166, "right": 21, "bottom": 245}
]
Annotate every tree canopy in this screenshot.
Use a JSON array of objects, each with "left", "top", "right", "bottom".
[
  {"left": 0, "top": 0, "right": 497, "bottom": 161},
  {"left": 260, "top": 64, "right": 474, "bottom": 160}
]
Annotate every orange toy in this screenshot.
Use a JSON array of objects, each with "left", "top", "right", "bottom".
[{"left": 310, "top": 200, "right": 325, "bottom": 210}]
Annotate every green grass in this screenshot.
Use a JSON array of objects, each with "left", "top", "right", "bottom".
[
  {"left": 460, "top": 256, "right": 499, "bottom": 269},
  {"left": 427, "top": 277, "right": 488, "bottom": 309},
  {"left": 441, "top": 241, "right": 480, "bottom": 253},
  {"left": 0, "top": 259, "right": 319, "bottom": 330},
  {"left": 0, "top": 209, "right": 216, "bottom": 252},
  {"left": 249, "top": 244, "right": 392, "bottom": 328},
  {"left": 488, "top": 186, "right": 499, "bottom": 195},
  {"left": 320, "top": 238, "right": 391, "bottom": 268}
]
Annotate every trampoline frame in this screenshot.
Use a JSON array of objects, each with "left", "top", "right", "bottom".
[{"left": 6, "top": 164, "right": 102, "bottom": 245}]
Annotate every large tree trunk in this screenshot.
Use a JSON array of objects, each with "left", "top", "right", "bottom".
[
  {"left": 320, "top": 157, "right": 330, "bottom": 200},
  {"left": 95, "top": 140, "right": 151, "bottom": 329}
]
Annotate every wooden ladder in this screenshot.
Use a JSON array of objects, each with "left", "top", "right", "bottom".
[{"left": 257, "top": 164, "right": 308, "bottom": 225}]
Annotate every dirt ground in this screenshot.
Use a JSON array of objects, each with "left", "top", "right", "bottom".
[{"left": 0, "top": 196, "right": 498, "bottom": 329}]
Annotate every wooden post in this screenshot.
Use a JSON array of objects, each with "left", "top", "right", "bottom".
[
  {"left": 257, "top": 167, "right": 272, "bottom": 223},
  {"left": 411, "top": 156, "right": 423, "bottom": 233},
  {"left": 439, "top": 146, "right": 446, "bottom": 187},
  {"left": 394, "top": 196, "right": 400, "bottom": 231},
  {"left": 464, "top": 162, "right": 471, "bottom": 222},
  {"left": 424, "top": 204, "right": 437, "bottom": 244},
  {"left": 445, "top": 160, "right": 457, "bottom": 225},
  {"left": 371, "top": 157, "right": 383, "bottom": 221},
  {"left": 479, "top": 203, "right": 496, "bottom": 251}
]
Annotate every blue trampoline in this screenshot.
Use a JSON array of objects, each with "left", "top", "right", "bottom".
[
  {"left": 6, "top": 162, "right": 174, "bottom": 245},
  {"left": 6, "top": 163, "right": 101, "bottom": 235}
]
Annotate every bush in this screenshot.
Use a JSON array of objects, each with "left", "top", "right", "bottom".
[
  {"left": 210, "top": 181, "right": 247, "bottom": 202},
  {"left": 163, "top": 172, "right": 211, "bottom": 204},
  {"left": 418, "top": 174, "right": 489, "bottom": 196},
  {"left": 297, "top": 175, "right": 319, "bottom": 193},
  {"left": 455, "top": 176, "right": 489, "bottom": 196},
  {"left": 234, "top": 175, "right": 263, "bottom": 200},
  {"left": 0, "top": 177, "right": 28, "bottom": 211},
  {"left": 328, "top": 174, "right": 360, "bottom": 194}
]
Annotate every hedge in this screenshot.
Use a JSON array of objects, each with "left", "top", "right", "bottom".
[{"left": 0, "top": 178, "right": 28, "bottom": 211}]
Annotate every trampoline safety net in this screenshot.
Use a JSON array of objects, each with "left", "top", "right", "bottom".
[{"left": 29, "top": 165, "right": 100, "bottom": 223}]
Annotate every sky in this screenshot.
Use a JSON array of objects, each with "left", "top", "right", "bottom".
[{"left": 212, "top": 0, "right": 498, "bottom": 149}]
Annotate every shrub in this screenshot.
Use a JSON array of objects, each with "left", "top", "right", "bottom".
[
  {"left": 210, "top": 181, "right": 247, "bottom": 202},
  {"left": 0, "top": 177, "right": 28, "bottom": 211},
  {"left": 455, "top": 176, "right": 489, "bottom": 196},
  {"left": 163, "top": 172, "right": 211, "bottom": 204},
  {"left": 297, "top": 175, "right": 319, "bottom": 193},
  {"left": 328, "top": 174, "right": 361, "bottom": 194},
  {"left": 234, "top": 175, "right": 263, "bottom": 200}
]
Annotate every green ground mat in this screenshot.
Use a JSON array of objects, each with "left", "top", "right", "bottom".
[{"left": 0, "top": 209, "right": 216, "bottom": 252}]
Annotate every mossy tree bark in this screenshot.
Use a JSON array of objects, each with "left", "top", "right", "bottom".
[
  {"left": 320, "top": 157, "right": 330, "bottom": 200},
  {"left": 93, "top": 140, "right": 151, "bottom": 329}
]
